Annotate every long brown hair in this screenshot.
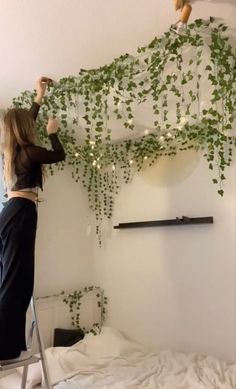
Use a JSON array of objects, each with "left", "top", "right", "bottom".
[{"left": 1, "top": 108, "right": 37, "bottom": 190}]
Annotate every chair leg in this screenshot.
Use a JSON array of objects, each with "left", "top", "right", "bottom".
[
  {"left": 30, "top": 297, "right": 53, "bottom": 389},
  {"left": 21, "top": 365, "right": 28, "bottom": 389}
]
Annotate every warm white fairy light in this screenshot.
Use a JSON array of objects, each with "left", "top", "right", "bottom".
[
  {"left": 89, "top": 153, "right": 94, "bottom": 157},
  {"left": 75, "top": 152, "right": 79, "bottom": 157},
  {"left": 144, "top": 129, "right": 149, "bottom": 136},
  {"left": 89, "top": 141, "right": 95, "bottom": 150},
  {"left": 92, "top": 160, "right": 97, "bottom": 166},
  {"left": 180, "top": 116, "right": 187, "bottom": 125},
  {"left": 97, "top": 164, "right": 101, "bottom": 169},
  {"left": 144, "top": 156, "right": 148, "bottom": 160},
  {"left": 129, "top": 159, "right": 134, "bottom": 165},
  {"left": 112, "top": 164, "right": 116, "bottom": 171}
]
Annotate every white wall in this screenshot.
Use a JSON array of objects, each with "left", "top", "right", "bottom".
[
  {"left": 0, "top": 0, "right": 235, "bottom": 365},
  {"left": 34, "top": 169, "right": 93, "bottom": 297},
  {"left": 93, "top": 151, "right": 236, "bottom": 363}
]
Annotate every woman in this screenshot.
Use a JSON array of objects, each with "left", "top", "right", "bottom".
[{"left": 0, "top": 77, "right": 65, "bottom": 361}]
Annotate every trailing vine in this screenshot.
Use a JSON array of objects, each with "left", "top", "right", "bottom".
[
  {"left": 62, "top": 286, "right": 108, "bottom": 335},
  {"left": 12, "top": 18, "right": 236, "bottom": 245}
]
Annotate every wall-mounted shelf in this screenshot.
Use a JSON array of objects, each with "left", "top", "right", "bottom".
[{"left": 113, "top": 216, "right": 213, "bottom": 229}]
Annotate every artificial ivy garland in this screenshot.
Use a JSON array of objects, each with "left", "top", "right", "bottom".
[
  {"left": 62, "top": 286, "right": 108, "bottom": 334},
  {"left": 12, "top": 18, "right": 236, "bottom": 245}
]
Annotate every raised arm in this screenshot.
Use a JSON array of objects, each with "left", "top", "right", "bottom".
[
  {"left": 26, "top": 118, "right": 65, "bottom": 164},
  {"left": 29, "top": 77, "right": 53, "bottom": 120}
]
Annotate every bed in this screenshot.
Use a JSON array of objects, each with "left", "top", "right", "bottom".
[
  {"left": 0, "top": 292, "right": 235, "bottom": 389},
  {"left": 0, "top": 326, "right": 235, "bottom": 389}
]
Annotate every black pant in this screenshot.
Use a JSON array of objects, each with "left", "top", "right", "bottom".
[{"left": 0, "top": 198, "right": 37, "bottom": 359}]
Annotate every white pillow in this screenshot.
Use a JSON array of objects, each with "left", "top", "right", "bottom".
[{"left": 17, "top": 361, "right": 42, "bottom": 389}]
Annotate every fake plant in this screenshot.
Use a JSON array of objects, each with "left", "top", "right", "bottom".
[
  {"left": 12, "top": 18, "right": 236, "bottom": 245},
  {"left": 62, "top": 286, "right": 108, "bottom": 335}
]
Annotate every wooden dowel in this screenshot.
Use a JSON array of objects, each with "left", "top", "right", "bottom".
[
  {"left": 180, "top": 3, "right": 192, "bottom": 23},
  {"left": 174, "top": 0, "right": 185, "bottom": 11}
]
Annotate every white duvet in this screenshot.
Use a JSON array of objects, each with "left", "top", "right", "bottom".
[{"left": 41, "top": 327, "right": 236, "bottom": 389}]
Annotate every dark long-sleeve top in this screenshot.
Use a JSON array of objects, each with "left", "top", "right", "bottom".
[{"left": 11, "top": 102, "right": 65, "bottom": 191}]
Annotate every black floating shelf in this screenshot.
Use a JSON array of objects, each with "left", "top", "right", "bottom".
[{"left": 114, "top": 216, "right": 214, "bottom": 229}]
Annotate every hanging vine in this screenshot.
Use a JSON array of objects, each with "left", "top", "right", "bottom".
[{"left": 12, "top": 18, "right": 236, "bottom": 245}]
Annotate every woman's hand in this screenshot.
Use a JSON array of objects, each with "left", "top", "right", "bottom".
[
  {"left": 35, "top": 77, "right": 53, "bottom": 105},
  {"left": 46, "top": 118, "right": 59, "bottom": 135}
]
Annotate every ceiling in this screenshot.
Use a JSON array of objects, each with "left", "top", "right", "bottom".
[{"left": 0, "top": 0, "right": 235, "bottom": 108}]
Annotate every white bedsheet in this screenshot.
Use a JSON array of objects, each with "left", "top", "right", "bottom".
[{"left": 42, "top": 327, "right": 235, "bottom": 389}]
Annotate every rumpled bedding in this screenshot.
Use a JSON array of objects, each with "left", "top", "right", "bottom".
[{"left": 42, "top": 327, "right": 235, "bottom": 389}]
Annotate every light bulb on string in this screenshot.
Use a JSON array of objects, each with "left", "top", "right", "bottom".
[
  {"left": 129, "top": 159, "right": 134, "bottom": 165},
  {"left": 144, "top": 156, "right": 148, "bottom": 161},
  {"left": 75, "top": 152, "right": 79, "bottom": 157},
  {"left": 180, "top": 116, "right": 187, "bottom": 125}
]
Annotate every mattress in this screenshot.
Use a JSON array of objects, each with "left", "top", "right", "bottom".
[{"left": 0, "top": 327, "right": 235, "bottom": 389}]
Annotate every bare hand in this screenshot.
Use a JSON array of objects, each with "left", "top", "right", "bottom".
[
  {"left": 47, "top": 118, "right": 59, "bottom": 135},
  {"left": 35, "top": 77, "right": 53, "bottom": 104}
]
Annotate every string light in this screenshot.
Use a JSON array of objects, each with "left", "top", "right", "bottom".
[
  {"left": 129, "top": 159, "right": 134, "bottom": 165},
  {"left": 112, "top": 164, "right": 116, "bottom": 171},
  {"left": 92, "top": 160, "right": 97, "bottom": 167},
  {"left": 89, "top": 153, "right": 94, "bottom": 157},
  {"left": 144, "top": 129, "right": 149, "bottom": 136},
  {"left": 144, "top": 156, "right": 148, "bottom": 160},
  {"left": 180, "top": 116, "right": 187, "bottom": 125},
  {"left": 75, "top": 152, "right": 79, "bottom": 157},
  {"left": 89, "top": 140, "right": 95, "bottom": 150},
  {"left": 97, "top": 164, "right": 101, "bottom": 169}
]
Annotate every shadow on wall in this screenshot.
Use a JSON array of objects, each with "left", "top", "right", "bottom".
[{"left": 140, "top": 149, "right": 202, "bottom": 188}]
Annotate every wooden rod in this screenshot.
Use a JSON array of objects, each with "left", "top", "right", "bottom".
[{"left": 180, "top": 3, "right": 192, "bottom": 23}]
